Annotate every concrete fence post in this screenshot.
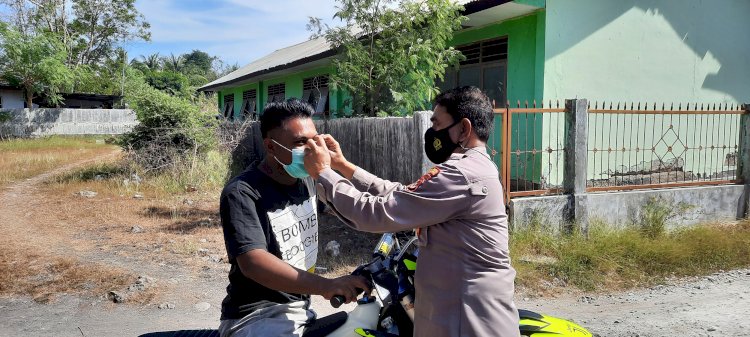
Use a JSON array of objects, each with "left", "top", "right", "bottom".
[
  {"left": 414, "top": 111, "right": 433, "bottom": 175},
  {"left": 740, "top": 104, "right": 750, "bottom": 218},
  {"left": 564, "top": 99, "right": 589, "bottom": 232}
]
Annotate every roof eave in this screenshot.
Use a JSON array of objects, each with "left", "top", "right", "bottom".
[{"left": 198, "top": 49, "right": 338, "bottom": 92}]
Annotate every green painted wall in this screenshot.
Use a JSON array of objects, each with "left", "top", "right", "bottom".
[
  {"left": 217, "top": 66, "right": 344, "bottom": 119},
  {"left": 541, "top": 0, "right": 750, "bottom": 186},
  {"left": 452, "top": 11, "right": 544, "bottom": 102},
  {"left": 452, "top": 12, "right": 546, "bottom": 181}
]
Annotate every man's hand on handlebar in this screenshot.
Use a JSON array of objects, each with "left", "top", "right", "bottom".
[{"left": 321, "top": 275, "right": 372, "bottom": 304}]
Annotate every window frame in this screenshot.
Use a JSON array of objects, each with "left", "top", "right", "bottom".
[
  {"left": 267, "top": 83, "right": 286, "bottom": 103},
  {"left": 302, "top": 75, "right": 330, "bottom": 115},
  {"left": 439, "top": 37, "right": 509, "bottom": 108},
  {"left": 241, "top": 89, "right": 257, "bottom": 120},
  {"left": 223, "top": 93, "right": 235, "bottom": 120}
]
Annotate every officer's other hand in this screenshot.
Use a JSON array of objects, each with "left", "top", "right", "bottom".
[
  {"left": 304, "top": 135, "right": 331, "bottom": 179},
  {"left": 322, "top": 275, "right": 372, "bottom": 304},
  {"left": 321, "top": 134, "right": 348, "bottom": 171}
]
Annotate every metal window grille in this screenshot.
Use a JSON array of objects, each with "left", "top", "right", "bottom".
[
  {"left": 302, "top": 76, "right": 330, "bottom": 114},
  {"left": 223, "top": 94, "right": 234, "bottom": 119},
  {"left": 457, "top": 37, "right": 507, "bottom": 66},
  {"left": 268, "top": 83, "right": 285, "bottom": 103},
  {"left": 241, "top": 90, "right": 257, "bottom": 120}
]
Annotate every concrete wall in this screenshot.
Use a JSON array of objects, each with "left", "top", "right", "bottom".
[
  {"left": 510, "top": 185, "right": 746, "bottom": 230},
  {"left": 543, "top": 0, "right": 750, "bottom": 104},
  {"left": 0, "top": 108, "right": 138, "bottom": 137},
  {"left": 0, "top": 89, "right": 25, "bottom": 109}
]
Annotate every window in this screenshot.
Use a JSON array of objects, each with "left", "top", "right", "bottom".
[
  {"left": 438, "top": 37, "right": 508, "bottom": 108},
  {"left": 0, "top": 95, "right": 3, "bottom": 109},
  {"left": 241, "top": 89, "right": 257, "bottom": 120},
  {"left": 302, "top": 75, "right": 329, "bottom": 114},
  {"left": 223, "top": 93, "right": 235, "bottom": 120},
  {"left": 267, "top": 83, "right": 285, "bottom": 103}
]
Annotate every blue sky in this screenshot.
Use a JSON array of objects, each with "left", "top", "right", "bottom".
[{"left": 126, "top": 0, "right": 340, "bottom": 67}]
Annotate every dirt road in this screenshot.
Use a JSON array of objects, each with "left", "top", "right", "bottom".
[{"left": 0, "top": 155, "right": 747, "bottom": 337}]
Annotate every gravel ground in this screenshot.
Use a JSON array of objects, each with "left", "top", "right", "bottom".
[
  {"left": 1, "top": 156, "right": 747, "bottom": 337},
  {"left": 519, "top": 268, "right": 750, "bottom": 337},
  {"left": 4, "top": 269, "right": 745, "bottom": 337}
]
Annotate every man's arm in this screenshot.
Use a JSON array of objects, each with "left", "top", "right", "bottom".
[
  {"left": 304, "top": 135, "right": 470, "bottom": 233},
  {"left": 236, "top": 249, "right": 368, "bottom": 303},
  {"left": 322, "top": 134, "right": 404, "bottom": 196}
]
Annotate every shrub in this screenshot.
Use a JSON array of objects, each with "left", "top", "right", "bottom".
[{"left": 119, "top": 72, "right": 218, "bottom": 172}]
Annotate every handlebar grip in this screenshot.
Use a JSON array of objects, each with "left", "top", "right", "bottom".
[{"left": 330, "top": 295, "right": 346, "bottom": 308}]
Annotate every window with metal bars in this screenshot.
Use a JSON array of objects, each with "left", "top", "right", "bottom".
[
  {"left": 439, "top": 37, "right": 508, "bottom": 108},
  {"left": 223, "top": 93, "right": 235, "bottom": 120},
  {"left": 267, "top": 83, "right": 285, "bottom": 103},
  {"left": 301, "top": 75, "right": 330, "bottom": 114},
  {"left": 241, "top": 89, "right": 257, "bottom": 120}
]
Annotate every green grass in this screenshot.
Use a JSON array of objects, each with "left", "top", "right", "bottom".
[
  {"left": 0, "top": 136, "right": 118, "bottom": 187},
  {"left": 511, "top": 219, "right": 750, "bottom": 292}
]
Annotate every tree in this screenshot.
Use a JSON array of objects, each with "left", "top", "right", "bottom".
[
  {"left": 1, "top": 0, "right": 150, "bottom": 68},
  {"left": 138, "top": 53, "right": 162, "bottom": 71},
  {"left": 67, "top": 0, "right": 150, "bottom": 67},
  {"left": 309, "top": 0, "right": 465, "bottom": 116},
  {"left": 183, "top": 49, "right": 216, "bottom": 75},
  {"left": 162, "top": 53, "right": 185, "bottom": 73},
  {"left": 0, "top": 23, "right": 72, "bottom": 107}
]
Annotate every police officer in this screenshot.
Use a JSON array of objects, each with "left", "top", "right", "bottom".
[{"left": 303, "top": 86, "right": 520, "bottom": 337}]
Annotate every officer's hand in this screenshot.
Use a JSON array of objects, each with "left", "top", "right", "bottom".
[
  {"left": 322, "top": 275, "right": 372, "bottom": 304},
  {"left": 321, "top": 134, "right": 348, "bottom": 171},
  {"left": 304, "top": 135, "right": 331, "bottom": 179}
]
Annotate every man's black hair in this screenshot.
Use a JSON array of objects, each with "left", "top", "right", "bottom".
[
  {"left": 260, "top": 98, "right": 315, "bottom": 138},
  {"left": 433, "top": 86, "right": 494, "bottom": 142}
]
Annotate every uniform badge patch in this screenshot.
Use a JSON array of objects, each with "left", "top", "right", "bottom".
[{"left": 407, "top": 167, "right": 441, "bottom": 191}]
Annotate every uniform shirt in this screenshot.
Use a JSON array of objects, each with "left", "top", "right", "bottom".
[
  {"left": 219, "top": 164, "right": 318, "bottom": 320},
  {"left": 316, "top": 148, "right": 520, "bottom": 337}
]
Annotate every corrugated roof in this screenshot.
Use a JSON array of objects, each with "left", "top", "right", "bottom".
[
  {"left": 199, "top": 36, "right": 333, "bottom": 91},
  {"left": 198, "top": 0, "right": 504, "bottom": 92}
]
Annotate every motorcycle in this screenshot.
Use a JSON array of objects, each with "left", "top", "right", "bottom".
[{"left": 302, "top": 231, "right": 594, "bottom": 337}]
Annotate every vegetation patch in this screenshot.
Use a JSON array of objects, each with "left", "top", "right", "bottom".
[
  {"left": 512, "top": 218, "right": 750, "bottom": 293},
  {"left": 0, "top": 136, "right": 117, "bottom": 187}
]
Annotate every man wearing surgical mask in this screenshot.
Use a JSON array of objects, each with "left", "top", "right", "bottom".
[
  {"left": 304, "top": 87, "right": 520, "bottom": 337},
  {"left": 217, "top": 99, "right": 370, "bottom": 337}
]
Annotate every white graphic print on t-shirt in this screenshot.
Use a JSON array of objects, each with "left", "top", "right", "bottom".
[{"left": 268, "top": 196, "right": 318, "bottom": 271}]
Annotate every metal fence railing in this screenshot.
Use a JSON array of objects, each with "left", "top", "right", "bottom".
[
  {"left": 586, "top": 102, "right": 745, "bottom": 192},
  {"left": 494, "top": 101, "right": 567, "bottom": 202}
]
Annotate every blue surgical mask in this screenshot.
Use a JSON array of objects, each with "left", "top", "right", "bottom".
[{"left": 272, "top": 139, "right": 310, "bottom": 179}]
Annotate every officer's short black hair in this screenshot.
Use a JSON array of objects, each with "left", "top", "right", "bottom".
[
  {"left": 433, "top": 86, "right": 494, "bottom": 142},
  {"left": 260, "top": 98, "right": 314, "bottom": 138}
]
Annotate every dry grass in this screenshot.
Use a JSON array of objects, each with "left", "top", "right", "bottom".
[
  {"left": 511, "top": 220, "right": 750, "bottom": 294},
  {"left": 0, "top": 245, "right": 157, "bottom": 304},
  {"left": 0, "top": 136, "right": 118, "bottom": 188}
]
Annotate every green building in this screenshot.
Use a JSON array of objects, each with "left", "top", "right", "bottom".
[
  {"left": 199, "top": 0, "right": 748, "bottom": 119},
  {"left": 199, "top": 0, "right": 750, "bottom": 188}
]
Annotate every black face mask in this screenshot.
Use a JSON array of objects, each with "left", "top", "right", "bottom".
[{"left": 424, "top": 121, "right": 461, "bottom": 164}]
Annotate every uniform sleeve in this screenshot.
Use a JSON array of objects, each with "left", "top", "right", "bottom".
[
  {"left": 350, "top": 167, "right": 405, "bottom": 196},
  {"left": 219, "top": 182, "right": 267, "bottom": 260},
  {"left": 316, "top": 165, "right": 471, "bottom": 233}
]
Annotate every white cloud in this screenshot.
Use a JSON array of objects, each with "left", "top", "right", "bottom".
[{"left": 131, "top": 0, "right": 339, "bottom": 64}]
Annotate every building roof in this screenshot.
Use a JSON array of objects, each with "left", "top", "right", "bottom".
[{"left": 198, "top": 0, "right": 516, "bottom": 92}]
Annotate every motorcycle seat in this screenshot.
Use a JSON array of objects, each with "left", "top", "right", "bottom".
[{"left": 302, "top": 311, "right": 349, "bottom": 337}]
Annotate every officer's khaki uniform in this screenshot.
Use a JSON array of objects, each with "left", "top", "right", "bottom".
[{"left": 316, "top": 148, "right": 520, "bottom": 337}]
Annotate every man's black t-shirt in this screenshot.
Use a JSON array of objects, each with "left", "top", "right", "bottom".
[{"left": 219, "top": 164, "right": 319, "bottom": 320}]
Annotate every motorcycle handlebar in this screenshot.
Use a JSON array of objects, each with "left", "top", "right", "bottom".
[
  {"left": 330, "top": 287, "right": 365, "bottom": 308},
  {"left": 330, "top": 295, "right": 346, "bottom": 308}
]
